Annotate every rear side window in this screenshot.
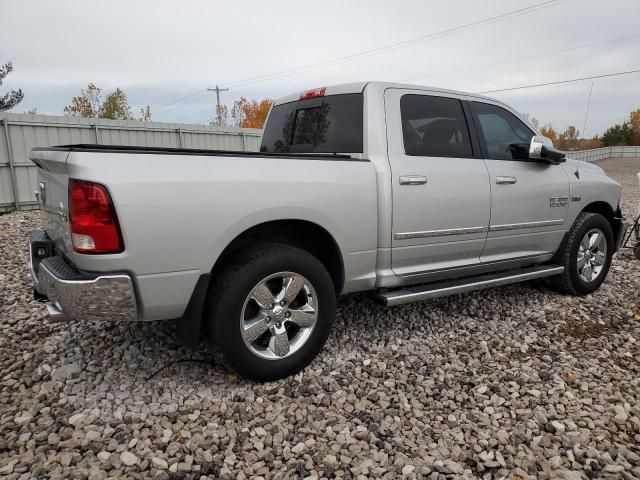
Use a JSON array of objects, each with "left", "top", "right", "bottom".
[
  {"left": 470, "top": 102, "right": 534, "bottom": 160},
  {"left": 260, "top": 93, "right": 363, "bottom": 153},
  {"left": 400, "top": 95, "right": 472, "bottom": 157}
]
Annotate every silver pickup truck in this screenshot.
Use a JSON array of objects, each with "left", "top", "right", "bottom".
[{"left": 29, "top": 82, "right": 627, "bottom": 381}]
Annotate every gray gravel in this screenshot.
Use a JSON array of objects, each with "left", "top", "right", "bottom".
[{"left": 1, "top": 158, "right": 639, "bottom": 479}]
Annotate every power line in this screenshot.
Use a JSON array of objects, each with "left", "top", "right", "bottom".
[
  {"left": 176, "top": 105, "right": 215, "bottom": 123},
  {"left": 219, "top": 0, "right": 568, "bottom": 88},
  {"left": 476, "top": 68, "right": 640, "bottom": 94},
  {"left": 161, "top": 89, "right": 208, "bottom": 108},
  {"left": 403, "top": 33, "right": 640, "bottom": 83}
]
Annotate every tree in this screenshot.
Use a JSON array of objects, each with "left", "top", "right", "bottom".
[
  {"left": 0, "top": 61, "right": 24, "bottom": 112},
  {"left": 557, "top": 125, "right": 580, "bottom": 151},
  {"left": 539, "top": 124, "right": 559, "bottom": 144},
  {"left": 211, "top": 97, "right": 273, "bottom": 128},
  {"left": 64, "top": 83, "right": 152, "bottom": 121},
  {"left": 582, "top": 136, "right": 603, "bottom": 149},
  {"left": 64, "top": 83, "right": 102, "bottom": 117},
  {"left": 630, "top": 108, "right": 640, "bottom": 145},
  {"left": 99, "top": 88, "right": 132, "bottom": 120},
  {"left": 232, "top": 97, "right": 273, "bottom": 128},
  {"left": 139, "top": 106, "right": 152, "bottom": 122},
  {"left": 602, "top": 122, "right": 634, "bottom": 146},
  {"left": 211, "top": 103, "right": 229, "bottom": 127}
]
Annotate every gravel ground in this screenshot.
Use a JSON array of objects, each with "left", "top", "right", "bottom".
[{"left": 1, "top": 158, "right": 639, "bottom": 480}]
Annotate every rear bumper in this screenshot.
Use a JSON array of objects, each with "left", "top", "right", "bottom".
[{"left": 30, "top": 230, "right": 138, "bottom": 321}]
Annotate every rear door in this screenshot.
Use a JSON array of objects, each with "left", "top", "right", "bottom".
[
  {"left": 385, "top": 89, "right": 491, "bottom": 276},
  {"left": 468, "top": 100, "right": 570, "bottom": 263}
]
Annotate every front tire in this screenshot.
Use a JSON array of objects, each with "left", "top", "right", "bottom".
[
  {"left": 549, "top": 212, "right": 614, "bottom": 295},
  {"left": 205, "top": 243, "right": 336, "bottom": 381}
]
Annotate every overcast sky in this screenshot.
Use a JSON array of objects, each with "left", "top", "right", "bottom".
[{"left": 2, "top": 0, "right": 639, "bottom": 136}]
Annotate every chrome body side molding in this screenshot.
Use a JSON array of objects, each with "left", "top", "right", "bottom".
[
  {"left": 394, "top": 226, "right": 488, "bottom": 240},
  {"left": 394, "top": 219, "right": 565, "bottom": 240},
  {"left": 489, "top": 219, "right": 564, "bottom": 232}
]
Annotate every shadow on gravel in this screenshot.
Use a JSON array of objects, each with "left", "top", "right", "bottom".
[{"left": 49, "top": 278, "right": 560, "bottom": 385}]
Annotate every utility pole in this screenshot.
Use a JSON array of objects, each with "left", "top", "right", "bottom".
[{"left": 207, "top": 85, "right": 229, "bottom": 126}]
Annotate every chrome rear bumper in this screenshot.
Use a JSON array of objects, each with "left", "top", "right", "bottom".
[{"left": 30, "top": 230, "right": 138, "bottom": 321}]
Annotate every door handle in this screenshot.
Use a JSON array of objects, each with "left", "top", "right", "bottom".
[
  {"left": 496, "top": 176, "right": 517, "bottom": 184},
  {"left": 399, "top": 175, "right": 427, "bottom": 185}
]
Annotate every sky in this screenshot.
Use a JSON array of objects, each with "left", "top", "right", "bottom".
[{"left": 2, "top": 0, "right": 640, "bottom": 136}]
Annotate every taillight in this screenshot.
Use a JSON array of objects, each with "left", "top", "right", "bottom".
[
  {"left": 68, "top": 179, "right": 123, "bottom": 254},
  {"left": 299, "top": 87, "right": 326, "bottom": 100}
]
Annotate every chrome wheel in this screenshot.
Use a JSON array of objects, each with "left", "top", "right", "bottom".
[
  {"left": 577, "top": 228, "right": 607, "bottom": 282},
  {"left": 240, "top": 272, "right": 318, "bottom": 360}
]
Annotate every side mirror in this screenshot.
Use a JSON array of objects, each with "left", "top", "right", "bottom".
[{"left": 529, "top": 135, "right": 566, "bottom": 164}]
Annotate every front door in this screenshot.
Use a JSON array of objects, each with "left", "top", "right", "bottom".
[
  {"left": 385, "top": 89, "right": 491, "bottom": 276},
  {"left": 468, "top": 100, "right": 570, "bottom": 263}
]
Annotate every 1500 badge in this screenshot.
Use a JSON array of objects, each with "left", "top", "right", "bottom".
[{"left": 550, "top": 196, "right": 569, "bottom": 208}]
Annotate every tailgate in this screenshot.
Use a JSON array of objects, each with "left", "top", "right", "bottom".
[{"left": 30, "top": 149, "right": 71, "bottom": 254}]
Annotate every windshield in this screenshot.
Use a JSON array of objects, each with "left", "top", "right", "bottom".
[{"left": 260, "top": 93, "right": 363, "bottom": 154}]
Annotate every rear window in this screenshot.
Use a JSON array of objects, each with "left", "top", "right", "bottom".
[{"left": 260, "top": 93, "right": 363, "bottom": 153}]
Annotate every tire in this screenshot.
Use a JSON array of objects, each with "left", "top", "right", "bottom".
[
  {"left": 205, "top": 242, "right": 336, "bottom": 382},
  {"left": 548, "top": 212, "right": 614, "bottom": 295}
]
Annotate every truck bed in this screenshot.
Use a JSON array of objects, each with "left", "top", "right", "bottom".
[{"left": 29, "top": 144, "right": 379, "bottom": 320}]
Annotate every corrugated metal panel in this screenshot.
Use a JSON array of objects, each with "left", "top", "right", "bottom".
[
  {"left": 563, "top": 146, "right": 640, "bottom": 163},
  {"left": 0, "top": 113, "right": 263, "bottom": 211}
]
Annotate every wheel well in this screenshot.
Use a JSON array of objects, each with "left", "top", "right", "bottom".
[
  {"left": 581, "top": 201, "right": 621, "bottom": 238},
  {"left": 211, "top": 220, "right": 345, "bottom": 293},
  {"left": 582, "top": 201, "right": 615, "bottom": 223}
]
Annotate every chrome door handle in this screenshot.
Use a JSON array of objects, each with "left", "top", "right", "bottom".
[
  {"left": 496, "top": 176, "right": 517, "bottom": 184},
  {"left": 399, "top": 175, "right": 427, "bottom": 185}
]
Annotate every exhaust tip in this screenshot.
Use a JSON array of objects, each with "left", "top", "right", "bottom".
[{"left": 45, "top": 302, "right": 69, "bottom": 322}]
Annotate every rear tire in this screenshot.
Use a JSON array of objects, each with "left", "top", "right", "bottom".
[
  {"left": 205, "top": 243, "right": 336, "bottom": 382},
  {"left": 548, "top": 212, "right": 613, "bottom": 295}
]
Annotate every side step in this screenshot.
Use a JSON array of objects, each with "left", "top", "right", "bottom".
[{"left": 375, "top": 264, "right": 564, "bottom": 306}]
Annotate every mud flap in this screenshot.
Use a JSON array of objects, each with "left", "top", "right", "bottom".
[{"left": 176, "top": 273, "right": 211, "bottom": 350}]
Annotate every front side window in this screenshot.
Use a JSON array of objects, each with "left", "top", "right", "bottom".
[
  {"left": 400, "top": 95, "right": 472, "bottom": 158},
  {"left": 470, "top": 102, "right": 534, "bottom": 160}
]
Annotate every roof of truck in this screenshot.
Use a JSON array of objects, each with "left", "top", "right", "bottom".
[{"left": 273, "top": 81, "right": 497, "bottom": 106}]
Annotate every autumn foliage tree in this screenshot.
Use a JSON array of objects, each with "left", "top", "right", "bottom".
[
  {"left": 64, "top": 83, "right": 102, "bottom": 117},
  {"left": 539, "top": 124, "right": 558, "bottom": 144},
  {"left": 212, "top": 97, "right": 273, "bottom": 128},
  {"left": 232, "top": 97, "right": 273, "bottom": 128},
  {"left": 630, "top": 108, "right": 640, "bottom": 145},
  {"left": 558, "top": 125, "right": 581, "bottom": 151},
  {"left": 64, "top": 83, "right": 152, "bottom": 121},
  {"left": 524, "top": 107, "right": 640, "bottom": 149}
]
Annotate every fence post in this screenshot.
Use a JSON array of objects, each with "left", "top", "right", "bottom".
[
  {"left": 94, "top": 124, "right": 100, "bottom": 144},
  {"left": 177, "top": 128, "right": 183, "bottom": 148},
  {"left": 240, "top": 132, "right": 246, "bottom": 151},
  {"left": 2, "top": 118, "right": 20, "bottom": 210}
]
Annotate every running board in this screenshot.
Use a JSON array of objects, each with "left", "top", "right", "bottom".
[{"left": 375, "top": 265, "right": 564, "bottom": 306}]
